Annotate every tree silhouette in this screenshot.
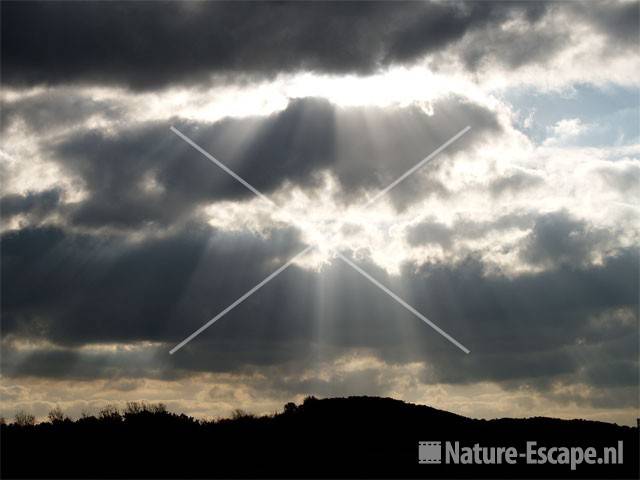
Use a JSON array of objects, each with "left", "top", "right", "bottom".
[
  {"left": 15, "top": 410, "right": 36, "bottom": 427},
  {"left": 98, "top": 404, "right": 122, "bottom": 423},
  {"left": 230, "top": 408, "right": 254, "bottom": 420},
  {"left": 283, "top": 402, "right": 297, "bottom": 414},
  {"left": 13, "top": 410, "right": 35, "bottom": 427},
  {"left": 1, "top": 397, "right": 638, "bottom": 479},
  {"left": 47, "top": 407, "right": 67, "bottom": 424}
]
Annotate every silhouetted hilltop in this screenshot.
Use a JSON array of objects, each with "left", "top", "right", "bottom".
[{"left": 1, "top": 396, "right": 637, "bottom": 478}]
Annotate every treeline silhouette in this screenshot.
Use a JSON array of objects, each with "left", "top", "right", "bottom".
[{"left": 1, "top": 396, "right": 638, "bottom": 478}]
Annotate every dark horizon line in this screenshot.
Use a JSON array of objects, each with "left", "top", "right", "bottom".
[{"left": 3, "top": 395, "right": 638, "bottom": 429}]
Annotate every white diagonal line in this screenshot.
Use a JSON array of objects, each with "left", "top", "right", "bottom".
[
  {"left": 336, "top": 253, "right": 470, "bottom": 354},
  {"left": 169, "top": 125, "right": 471, "bottom": 354},
  {"left": 170, "top": 126, "right": 276, "bottom": 207},
  {"left": 169, "top": 245, "right": 313, "bottom": 354},
  {"left": 362, "top": 126, "right": 470, "bottom": 208},
  {"left": 291, "top": 125, "right": 469, "bottom": 251}
]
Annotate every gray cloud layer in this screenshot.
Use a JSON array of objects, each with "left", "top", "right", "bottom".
[
  {"left": 18, "top": 96, "right": 496, "bottom": 228},
  {"left": 2, "top": 210, "right": 637, "bottom": 400},
  {"left": 1, "top": 92, "right": 637, "bottom": 409},
  {"left": 1, "top": 2, "right": 638, "bottom": 418},
  {"left": 3, "top": 1, "right": 636, "bottom": 90}
]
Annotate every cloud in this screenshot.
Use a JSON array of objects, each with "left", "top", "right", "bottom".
[
  {"left": 406, "top": 212, "right": 536, "bottom": 250},
  {"left": 489, "top": 171, "right": 544, "bottom": 197},
  {"left": 2, "top": 218, "right": 636, "bottom": 389},
  {"left": 0, "top": 223, "right": 304, "bottom": 348},
  {"left": 406, "top": 219, "right": 454, "bottom": 248},
  {"left": 0, "top": 90, "right": 123, "bottom": 134},
  {"left": 543, "top": 118, "right": 592, "bottom": 146},
  {"left": 1, "top": 207, "right": 636, "bottom": 423},
  {"left": 3, "top": 1, "right": 624, "bottom": 90},
  {"left": 40, "top": 96, "right": 499, "bottom": 229},
  {"left": 0, "top": 2, "right": 638, "bottom": 425},
  {"left": 519, "top": 211, "right": 612, "bottom": 268},
  {"left": 569, "top": 0, "right": 640, "bottom": 51},
  {"left": 596, "top": 161, "right": 640, "bottom": 196},
  {"left": 1, "top": 189, "right": 62, "bottom": 223},
  {"left": 406, "top": 208, "right": 631, "bottom": 276},
  {"left": 455, "top": 8, "right": 567, "bottom": 72}
]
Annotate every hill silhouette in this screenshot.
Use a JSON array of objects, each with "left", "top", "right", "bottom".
[{"left": 1, "top": 396, "right": 637, "bottom": 478}]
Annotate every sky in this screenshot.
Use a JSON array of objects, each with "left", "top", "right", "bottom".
[{"left": 1, "top": 0, "right": 638, "bottom": 425}]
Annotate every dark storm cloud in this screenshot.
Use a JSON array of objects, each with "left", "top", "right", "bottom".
[
  {"left": 1, "top": 189, "right": 62, "bottom": 222},
  {"left": 457, "top": 14, "right": 567, "bottom": 72},
  {"left": 47, "top": 96, "right": 499, "bottom": 228},
  {"left": 47, "top": 99, "right": 334, "bottom": 228},
  {"left": 520, "top": 211, "right": 612, "bottom": 268},
  {"left": 331, "top": 97, "right": 500, "bottom": 208},
  {"left": 569, "top": 0, "right": 640, "bottom": 50},
  {"left": 412, "top": 250, "right": 636, "bottom": 352},
  {"left": 404, "top": 210, "right": 636, "bottom": 386},
  {"left": 0, "top": 344, "right": 161, "bottom": 381},
  {"left": 399, "top": 248, "right": 638, "bottom": 390},
  {"left": 1, "top": 211, "right": 637, "bottom": 401},
  {"left": 0, "top": 223, "right": 304, "bottom": 348},
  {"left": 1, "top": 1, "right": 565, "bottom": 90}
]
